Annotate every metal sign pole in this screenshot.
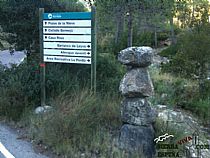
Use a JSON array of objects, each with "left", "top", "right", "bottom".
[
  {"left": 91, "top": 6, "right": 97, "bottom": 94},
  {"left": 39, "top": 8, "right": 46, "bottom": 106}
]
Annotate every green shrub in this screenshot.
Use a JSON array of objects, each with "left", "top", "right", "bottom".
[
  {"left": 157, "top": 32, "right": 169, "bottom": 42},
  {"left": 133, "top": 31, "right": 154, "bottom": 47},
  {"left": 29, "top": 89, "right": 121, "bottom": 157},
  {"left": 0, "top": 54, "right": 40, "bottom": 120},
  {"left": 190, "top": 98, "right": 210, "bottom": 124},
  {"left": 202, "top": 80, "right": 210, "bottom": 98},
  {"left": 150, "top": 67, "right": 210, "bottom": 124},
  {"left": 0, "top": 50, "right": 125, "bottom": 120},
  {"left": 45, "top": 63, "right": 90, "bottom": 98},
  {"left": 97, "top": 54, "right": 125, "bottom": 94},
  {"left": 159, "top": 44, "right": 178, "bottom": 58},
  {"left": 150, "top": 67, "right": 199, "bottom": 107}
]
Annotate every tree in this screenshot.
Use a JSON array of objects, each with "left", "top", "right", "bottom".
[
  {"left": 162, "top": 24, "right": 210, "bottom": 96},
  {"left": 0, "top": 0, "right": 86, "bottom": 52}
]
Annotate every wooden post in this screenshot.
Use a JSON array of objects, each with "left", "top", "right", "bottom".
[
  {"left": 91, "top": 6, "right": 97, "bottom": 94},
  {"left": 39, "top": 8, "right": 46, "bottom": 106}
]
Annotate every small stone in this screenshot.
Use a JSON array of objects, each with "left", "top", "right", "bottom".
[
  {"left": 119, "top": 124, "right": 155, "bottom": 158},
  {"left": 119, "top": 68, "right": 154, "bottom": 97},
  {"left": 35, "top": 106, "right": 52, "bottom": 114},
  {"left": 118, "top": 46, "right": 153, "bottom": 67},
  {"left": 121, "top": 98, "right": 156, "bottom": 126}
]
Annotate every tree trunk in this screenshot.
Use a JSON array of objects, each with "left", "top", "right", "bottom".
[
  {"left": 154, "top": 26, "right": 157, "bottom": 48},
  {"left": 170, "top": 17, "right": 176, "bottom": 45},
  {"left": 199, "top": 63, "right": 207, "bottom": 98},
  {"left": 127, "top": 9, "right": 133, "bottom": 47},
  {"left": 137, "top": 11, "right": 142, "bottom": 35},
  {"left": 115, "top": 7, "right": 124, "bottom": 44}
]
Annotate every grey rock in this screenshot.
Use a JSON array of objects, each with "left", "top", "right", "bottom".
[
  {"left": 121, "top": 98, "right": 156, "bottom": 126},
  {"left": 154, "top": 105, "right": 210, "bottom": 158},
  {"left": 118, "top": 46, "right": 153, "bottom": 67},
  {"left": 119, "top": 68, "right": 154, "bottom": 97},
  {"left": 119, "top": 124, "right": 155, "bottom": 158},
  {"left": 35, "top": 106, "right": 52, "bottom": 114}
]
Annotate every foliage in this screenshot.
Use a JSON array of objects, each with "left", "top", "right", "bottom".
[
  {"left": 96, "top": 0, "right": 176, "bottom": 51},
  {"left": 150, "top": 68, "right": 199, "bottom": 107},
  {"left": 161, "top": 24, "right": 210, "bottom": 96},
  {"left": 175, "top": 0, "right": 209, "bottom": 28},
  {"left": 29, "top": 90, "right": 122, "bottom": 157},
  {"left": 0, "top": 55, "right": 40, "bottom": 120},
  {"left": 191, "top": 98, "right": 210, "bottom": 124},
  {"left": 0, "top": 50, "right": 125, "bottom": 120},
  {"left": 159, "top": 44, "right": 178, "bottom": 57},
  {"left": 133, "top": 31, "right": 154, "bottom": 47},
  {"left": 150, "top": 67, "right": 210, "bottom": 123},
  {"left": 97, "top": 54, "right": 125, "bottom": 94},
  {"left": 0, "top": 0, "right": 86, "bottom": 51}
]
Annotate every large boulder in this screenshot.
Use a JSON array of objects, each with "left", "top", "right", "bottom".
[
  {"left": 118, "top": 46, "right": 153, "bottom": 67},
  {"left": 119, "top": 68, "right": 154, "bottom": 97},
  {"left": 121, "top": 98, "right": 156, "bottom": 126},
  {"left": 119, "top": 124, "right": 155, "bottom": 158}
]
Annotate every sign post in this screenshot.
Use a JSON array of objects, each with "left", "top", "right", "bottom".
[
  {"left": 91, "top": 6, "right": 97, "bottom": 94},
  {"left": 39, "top": 8, "right": 46, "bottom": 106},
  {"left": 39, "top": 8, "right": 97, "bottom": 106}
]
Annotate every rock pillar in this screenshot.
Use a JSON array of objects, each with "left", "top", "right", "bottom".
[{"left": 118, "top": 47, "right": 156, "bottom": 158}]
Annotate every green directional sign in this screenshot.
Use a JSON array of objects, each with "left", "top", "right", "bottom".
[
  {"left": 39, "top": 8, "right": 97, "bottom": 107},
  {"left": 42, "top": 12, "right": 92, "bottom": 64}
]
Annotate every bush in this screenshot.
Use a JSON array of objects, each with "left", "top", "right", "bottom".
[
  {"left": 133, "top": 31, "right": 154, "bottom": 47},
  {"left": 150, "top": 67, "right": 210, "bottom": 124},
  {"left": 189, "top": 98, "right": 210, "bottom": 124},
  {"left": 0, "top": 55, "right": 40, "bottom": 120},
  {"left": 202, "top": 80, "right": 210, "bottom": 98},
  {"left": 150, "top": 67, "right": 199, "bottom": 107},
  {"left": 0, "top": 49, "right": 126, "bottom": 120},
  {"left": 159, "top": 44, "right": 178, "bottom": 58},
  {"left": 45, "top": 63, "right": 90, "bottom": 98},
  {"left": 97, "top": 54, "right": 125, "bottom": 94},
  {"left": 29, "top": 89, "right": 122, "bottom": 157}
]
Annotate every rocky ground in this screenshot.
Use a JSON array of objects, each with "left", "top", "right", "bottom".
[{"left": 155, "top": 105, "right": 210, "bottom": 158}]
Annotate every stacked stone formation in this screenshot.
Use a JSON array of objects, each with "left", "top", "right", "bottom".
[{"left": 118, "top": 46, "right": 156, "bottom": 158}]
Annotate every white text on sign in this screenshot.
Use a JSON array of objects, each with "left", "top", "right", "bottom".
[
  {"left": 44, "top": 56, "right": 91, "bottom": 64},
  {"left": 44, "top": 49, "right": 91, "bottom": 57},
  {"left": 44, "top": 42, "right": 91, "bottom": 49},
  {"left": 43, "top": 35, "right": 91, "bottom": 42},
  {"left": 43, "top": 20, "right": 91, "bottom": 27},
  {"left": 43, "top": 28, "right": 91, "bottom": 35}
]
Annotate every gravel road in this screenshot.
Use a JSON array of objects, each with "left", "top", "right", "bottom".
[{"left": 0, "top": 123, "right": 48, "bottom": 158}]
